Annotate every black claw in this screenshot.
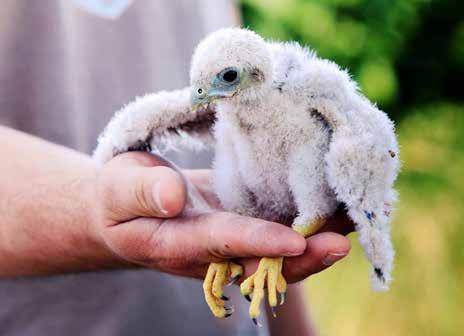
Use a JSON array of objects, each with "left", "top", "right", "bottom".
[
  {"left": 224, "top": 305, "right": 234, "bottom": 318},
  {"left": 271, "top": 306, "right": 277, "bottom": 318},
  {"left": 221, "top": 295, "right": 229, "bottom": 301},
  {"left": 244, "top": 294, "right": 252, "bottom": 302},
  {"left": 225, "top": 306, "right": 234, "bottom": 314},
  {"left": 251, "top": 318, "right": 262, "bottom": 327},
  {"left": 279, "top": 292, "right": 286, "bottom": 305},
  {"left": 227, "top": 274, "right": 241, "bottom": 286}
]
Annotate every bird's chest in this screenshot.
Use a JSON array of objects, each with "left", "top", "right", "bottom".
[
  {"left": 236, "top": 132, "right": 295, "bottom": 220},
  {"left": 215, "top": 101, "right": 302, "bottom": 220}
]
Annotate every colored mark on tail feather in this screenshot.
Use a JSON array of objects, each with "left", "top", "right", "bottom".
[
  {"left": 374, "top": 268, "right": 385, "bottom": 282},
  {"left": 364, "top": 210, "right": 376, "bottom": 223}
]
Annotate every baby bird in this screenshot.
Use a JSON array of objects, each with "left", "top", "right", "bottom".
[{"left": 93, "top": 28, "right": 400, "bottom": 323}]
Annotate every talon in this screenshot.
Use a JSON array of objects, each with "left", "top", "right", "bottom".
[
  {"left": 227, "top": 274, "right": 241, "bottom": 286},
  {"left": 280, "top": 292, "right": 286, "bottom": 305},
  {"left": 221, "top": 295, "right": 229, "bottom": 301},
  {"left": 244, "top": 294, "right": 251, "bottom": 302},
  {"left": 271, "top": 306, "right": 277, "bottom": 318},
  {"left": 241, "top": 257, "right": 285, "bottom": 321},
  {"left": 251, "top": 318, "right": 262, "bottom": 327}
]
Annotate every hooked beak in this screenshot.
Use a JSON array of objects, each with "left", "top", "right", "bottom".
[{"left": 191, "top": 88, "right": 235, "bottom": 110}]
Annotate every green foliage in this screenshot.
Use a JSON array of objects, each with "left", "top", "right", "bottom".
[
  {"left": 241, "top": 0, "right": 463, "bottom": 118},
  {"left": 240, "top": 1, "right": 464, "bottom": 335}
]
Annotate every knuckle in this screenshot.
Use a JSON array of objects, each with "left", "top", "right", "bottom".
[
  {"left": 106, "top": 221, "right": 166, "bottom": 265},
  {"left": 96, "top": 171, "right": 125, "bottom": 223},
  {"left": 134, "top": 178, "right": 153, "bottom": 214}
]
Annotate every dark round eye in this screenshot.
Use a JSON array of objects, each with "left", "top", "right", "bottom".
[
  {"left": 197, "top": 88, "right": 203, "bottom": 95},
  {"left": 222, "top": 70, "right": 238, "bottom": 83}
]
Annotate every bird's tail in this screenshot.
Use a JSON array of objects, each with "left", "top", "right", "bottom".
[{"left": 348, "top": 203, "right": 395, "bottom": 291}]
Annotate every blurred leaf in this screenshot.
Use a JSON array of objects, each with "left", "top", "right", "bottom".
[{"left": 358, "top": 59, "right": 397, "bottom": 105}]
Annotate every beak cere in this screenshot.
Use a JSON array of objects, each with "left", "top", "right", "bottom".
[
  {"left": 191, "top": 88, "right": 232, "bottom": 109},
  {"left": 191, "top": 68, "right": 241, "bottom": 109}
]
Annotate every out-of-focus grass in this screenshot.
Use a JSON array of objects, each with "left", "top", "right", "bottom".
[{"left": 304, "top": 103, "right": 464, "bottom": 335}]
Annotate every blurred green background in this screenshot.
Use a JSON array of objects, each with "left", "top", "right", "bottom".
[{"left": 240, "top": 0, "right": 463, "bottom": 335}]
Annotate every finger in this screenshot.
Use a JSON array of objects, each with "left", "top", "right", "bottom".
[
  {"left": 102, "top": 212, "right": 307, "bottom": 271},
  {"left": 99, "top": 152, "right": 186, "bottom": 223},
  {"left": 282, "top": 232, "right": 350, "bottom": 282},
  {"left": 200, "top": 212, "right": 307, "bottom": 259},
  {"left": 148, "top": 212, "right": 306, "bottom": 264},
  {"left": 183, "top": 169, "right": 222, "bottom": 209},
  {"left": 183, "top": 169, "right": 212, "bottom": 186},
  {"left": 236, "top": 232, "right": 350, "bottom": 283}
]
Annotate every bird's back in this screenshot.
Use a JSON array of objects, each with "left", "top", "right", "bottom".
[{"left": 267, "top": 41, "right": 315, "bottom": 100}]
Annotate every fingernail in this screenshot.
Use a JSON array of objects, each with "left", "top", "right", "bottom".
[
  {"left": 322, "top": 252, "right": 348, "bottom": 266},
  {"left": 153, "top": 181, "right": 169, "bottom": 215}
]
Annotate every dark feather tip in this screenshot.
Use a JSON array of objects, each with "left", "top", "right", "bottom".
[{"left": 374, "top": 268, "right": 385, "bottom": 281}]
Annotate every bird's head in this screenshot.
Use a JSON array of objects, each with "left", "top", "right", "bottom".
[{"left": 190, "top": 28, "right": 272, "bottom": 110}]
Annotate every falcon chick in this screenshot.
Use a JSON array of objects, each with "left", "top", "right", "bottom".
[{"left": 93, "top": 28, "right": 400, "bottom": 323}]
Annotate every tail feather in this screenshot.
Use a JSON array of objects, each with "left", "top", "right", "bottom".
[{"left": 348, "top": 207, "right": 394, "bottom": 291}]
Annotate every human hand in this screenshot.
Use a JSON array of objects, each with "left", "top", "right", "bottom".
[
  {"left": 92, "top": 152, "right": 353, "bottom": 281},
  {"left": 92, "top": 152, "right": 308, "bottom": 277}
]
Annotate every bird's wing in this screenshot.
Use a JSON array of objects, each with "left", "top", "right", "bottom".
[
  {"left": 272, "top": 42, "right": 400, "bottom": 290},
  {"left": 93, "top": 87, "right": 216, "bottom": 164}
]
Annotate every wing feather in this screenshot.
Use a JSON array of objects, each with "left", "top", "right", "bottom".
[
  {"left": 272, "top": 41, "right": 400, "bottom": 290},
  {"left": 93, "top": 87, "right": 216, "bottom": 164}
]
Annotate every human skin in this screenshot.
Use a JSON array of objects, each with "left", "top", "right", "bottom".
[{"left": 0, "top": 126, "right": 353, "bottom": 335}]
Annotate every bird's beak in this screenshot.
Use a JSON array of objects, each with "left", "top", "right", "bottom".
[
  {"left": 191, "top": 94, "right": 208, "bottom": 111},
  {"left": 191, "top": 88, "right": 234, "bottom": 111}
]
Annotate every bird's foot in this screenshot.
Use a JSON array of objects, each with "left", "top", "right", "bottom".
[
  {"left": 240, "top": 257, "right": 287, "bottom": 325},
  {"left": 203, "top": 261, "right": 243, "bottom": 318}
]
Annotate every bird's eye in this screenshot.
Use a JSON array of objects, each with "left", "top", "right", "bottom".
[
  {"left": 222, "top": 70, "right": 238, "bottom": 83},
  {"left": 197, "top": 88, "right": 203, "bottom": 95}
]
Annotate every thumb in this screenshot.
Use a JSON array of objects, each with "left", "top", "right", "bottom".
[{"left": 98, "top": 152, "right": 186, "bottom": 223}]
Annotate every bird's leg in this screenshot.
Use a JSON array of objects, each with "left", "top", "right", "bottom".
[
  {"left": 240, "top": 217, "right": 326, "bottom": 324},
  {"left": 240, "top": 256, "right": 287, "bottom": 325},
  {"left": 203, "top": 261, "right": 243, "bottom": 318},
  {"left": 293, "top": 217, "right": 326, "bottom": 238}
]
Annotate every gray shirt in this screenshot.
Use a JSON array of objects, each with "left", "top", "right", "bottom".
[{"left": 0, "top": 1, "right": 263, "bottom": 335}]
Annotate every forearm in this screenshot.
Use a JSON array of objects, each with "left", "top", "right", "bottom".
[
  {"left": 0, "top": 126, "right": 121, "bottom": 276},
  {"left": 266, "top": 283, "right": 317, "bottom": 336}
]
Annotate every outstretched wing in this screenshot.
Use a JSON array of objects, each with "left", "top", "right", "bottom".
[
  {"left": 93, "top": 87, "right": 216, "bottom": 164},
  {"left": 272, "top": 42, "right": 400, "bottom": 290}
]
